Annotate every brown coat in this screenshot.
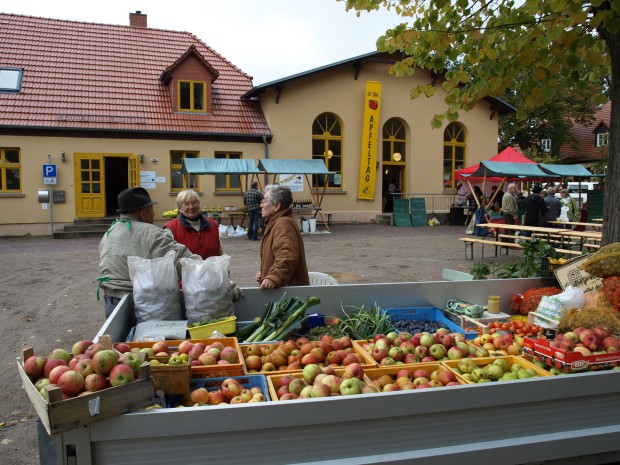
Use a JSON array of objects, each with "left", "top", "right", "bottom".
[{"left": 260, "top": 208, "right": 309, "bottom": 287}]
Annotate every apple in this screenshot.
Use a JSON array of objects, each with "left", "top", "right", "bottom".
[
  {"left": 582, "top": 333, "right": 601, "bottom": 352},
  {"left": 383, "top": 383, "right": 399, "bottom": 392},
  {"left": 113, "top": 342, "right": 131, "bottom": 354},
  {"left": 84, "top": 373, "right": 108, "bottom": 392},
  {"left": 49, "top": 365, "right": 72, "bottom": 384},
  {"left": 252, "top": 393, "right": 266, "bottom": 402},
  {"left": 419, "top": 334, "right": 434, "bottom": 348},
  {"left": 57, "top": 370, "right": 84, "bottom": 397},
  {"left": 437, "top": 369, "right": 458, "bottom": 386},
  {"left": 320, "top": 374, "right": 342, "bottom": 393},
  {"left": 295, "top": 337, "right": 310, "bottom": 347},
  {"left": 594, "top": 325, "right": 612, "bottom": 340},
  {"left": 24, "top": 356, "right": 46, "bottom": 379},
  {"left": 279, "top": 393, "right": 299, "bottom": 401},
  {"left": 109, "top": 363, "right": 135, "bottom": 387},
  {"left": 245, "top": 355, "right": 262, "bottom": 371},
  {"left": 151, "top": 341, "right": 169, "bottom": 354},
  {"left": 603, "top": 337, "right": 620, "bottom": 350},
  {"left": 388, "top": 347, "right": 404, "bottom": 362},
  {"left": 412, "top": 369, "right": 429, "bottom": 380},
  {"left": 245, "top": 345, "right": 262, "bottom": 357},
  {"left": 395, "top": 376, "right": 411, "bottom": 389},
  {"left": 362, "top": 385, "right": 381, "bottom": 394},
  {"left": 73, "top": 359, "right": 94, "bottom": 377},
  {"left": 563, "top": 331, "right": 579, "bottom": 344},
  {"left": 414, "top": 345, "right": 429, "bottom": 360},
  {"left": 177, "top": 340, "right": 194, "bottom": 354},
  {"left": 168, "top": 355, "right": 184, "bottom": 365},
  {"left": 403, "top": 354, "right": 417, "bottom": 363},
  {"left": 120, "top": 353, "right": 142, "bottom": 374},
  {"left": 386, "top": 332, "right": 399, "bottom": 343},
  {"left": 34, "top": 378, "right": 51, "bottom": 391},
  {"left": 301, "top": 354, "right": 319, "bottom": 366},
  {"left": 262, "top": 362, "right": 276, "bottom": 372},
  {"left": 310, "top": 383, "right": 331, "bottom": 398},
  {"left": 91, "top": 350, "right": 119, "bottom": 375},
  {"left": 371, "top": 347, "right": 388, "bottom": 363},
  {"left": 316, "top": 341, "right": 331, "bottom": 355},
  {"left": 220, "top": 378, "right": 242, "bottom": 400},
  {"left": 309, "top": 347, "right": 325, "bottom": 363},
  {"left": 375, "top": 374, "right": 394, "bottom": 389},
  {"left": 190, "top": 387, "right": 210, "bottom": 404},
  {"left": 187, "top": 345, "right": 203, "bottom": 361},
  {"left": 339, "top": 378, "right": 364, "bottom": 395},
  {"left": 288, "top": 378, "right": 307, "bottom": 395},
  {"left": 220, "top": 347, "right": 239, "bottom": 364},
  {"left": 396, "top": 369, "right": 412, "bottom": 380},
  {"left": 374, "top": 338, "right": 390, "bottom": 351},
  {"left": 342, "top": 353, "right": 360, "bottom": 366},
  {"left": 343, "top": 362, "right": 364, "bottom": 380},
  {"left": 238, "top": 389, "right": 254, "bottom": 402},
  {"left": 85, "top": 343, "right": 104, "bottom": 359},
  {"left": 573, "top": 346, "right": 592, "bottom": 356},
  {"left": 429, "top": 344, "right": 447, "bottom": 359},
  {"left": 207, "top": 390, "right": 226, "bottom": 405},
  {"left": 420, "top": 356, "right": 436, "bottom": 363},
  {"left": 326, "top": 351, "right": 344, "bottom": 365},
  {"left": 447, "top": 346, "right": 464, "bottom": 360},
  {"left": 72, "top": 340, "right": 94, "bottom": 356}
]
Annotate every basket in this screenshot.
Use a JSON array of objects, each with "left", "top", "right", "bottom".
[
  {"left": 166, "top": 374, "right": 270, "bottom": 407},
  {"left": 149, "top": 356, "right": 191, "bottom": 395},
  {"left": 540, "top": 255, "right": 561, "bottom": 279},
  {"left": 188, "top": 316, "right": 237, "bottom": 338},
  {"left": 384, "top": 307, "right": 477, "bottom": 340}
]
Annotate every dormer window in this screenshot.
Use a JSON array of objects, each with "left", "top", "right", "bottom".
[
  {"left": 0, "top": 68, "right": 23, "bottom": 93},
  {"left": 179, "top": 80, "right": 206, "bottom": 112},
  {"left": 596, "top": 131, "right": 608, "bottom": 147}
]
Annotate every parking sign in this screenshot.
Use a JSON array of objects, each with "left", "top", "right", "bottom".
[{"left": 43, "top": 164, "right": 57, "bottom": 185}]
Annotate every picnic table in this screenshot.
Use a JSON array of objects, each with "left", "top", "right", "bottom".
[
  {"left": 548, "top": 220, "right": 602, "bottom": 230},
  {"left": 555, "top": 229, "right": 602, "bottom": 251}
]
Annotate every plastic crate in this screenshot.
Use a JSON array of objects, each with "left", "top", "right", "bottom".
[
  {"left": 540, "top": 255, "right": 561, "bottom": 279},
  {"left": 384, "top": 307, "right": 477, "bottom": 340},
  {"left": 187, "top": 316, "right": 237, "bottom": 338},
  {"left": 441, "top": 355, "right": 551, "bottom": 383},
  {"left": 364, "top": 364, "right": 469, "bottom": 387},
  {"left": 166, "top": 374, "right": 271, "bottom": 407}
]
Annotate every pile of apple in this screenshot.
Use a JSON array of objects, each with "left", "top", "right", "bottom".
[
  {"left": 369, "top": 367, "right": 462, "bottom": 391},
  {"left": 469, "top": 332, "right": 523, "bottom": 357},
  {"left": 550, "top": 325, "right": 620, "bottom": 357},
  {"left": 243, "top": 335, "right": 361, "bottom": 372},
  {"left": 358, "top": 329, "right": 474, "bottom": 365},
  {"left": 172, "top": 378, "right": 268, "bottom": 407},
  {"left": 451, "top": 358, "right": 541, "bottom": 383},
  {"left": 22, "top": 340, "right": 144, "bottom": 400},
  {"left": 273, "top": 363, "right": 368, "bottom": 400},
  {"left": 123, "top": 340, "right": 239, "bottom": 367}
]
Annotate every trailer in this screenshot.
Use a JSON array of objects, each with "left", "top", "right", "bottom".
[{"left": 38, "top": 279, "right": 620, "bottom": 465}]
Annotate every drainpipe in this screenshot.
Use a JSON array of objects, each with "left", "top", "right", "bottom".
[{"left": 262, "top": 135, "right": 269, "bottom": 187}]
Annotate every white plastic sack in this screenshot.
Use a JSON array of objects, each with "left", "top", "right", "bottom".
[
  {"left": 234, "top": 225, "right": 246, "bottom": 237},
  {"left": 302, "top": 220, "right": 310, "bottom": 233},
  {"left": 128, "top": 250, "right": 182, "bottom": 323},
  {"left": 181, "top": 254, "right": 234, "bottom": 323},
  {"left": 226, "top": 225, "right": 235, "bottom": 237},
  {"left": 555, "top": 285, "right": 585, "bottom": 312},
  {"left": 218, "top": 224, "right": 228, "bottom": 237},
  {"left": 560, "top": 205, "right": 570, "bottom": 222}
]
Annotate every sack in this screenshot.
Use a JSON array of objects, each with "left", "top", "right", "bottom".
[
  {"left": 560, "top": 205, "right": 569, "bottom": 222},
  {"left": 181, "top": 254, "right": 234, "bottom": 323},
  {"left": 533, "top": 286, "right": 584, "bottom": 328},
  {"left": 128, "top": 250, "right": 182, "bottom": 323},
  {"left": 302, "top": 220, "right": 310, "bottom": 233},
  {"left": 218, "top": 224, "right": 228, "bottom": 237},
  {"left": 226, "top": 225, "right": 235, "bottom": 237},
  {"left": 234, "top": 225, "right": 246, "bottom": 237},
  {"left": 465, "top": 216, "right": 475, "bottom": 235}
]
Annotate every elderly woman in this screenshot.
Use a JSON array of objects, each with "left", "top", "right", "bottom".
[
  {"left": 164, "top": 189, "right": 222, "bottom": 259},
  {"left": 255, "top": 184, "right": 309, "bottom": 290},
  {"left": 559, "top": 189, "right": 580, "bottom": 223}
]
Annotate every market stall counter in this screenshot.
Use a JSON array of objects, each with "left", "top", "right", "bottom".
[{"left": 40, "top": 280, "right": 620, "bottom": 465}]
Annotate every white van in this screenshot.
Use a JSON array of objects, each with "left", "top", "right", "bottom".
[{"left": 553, "top": 181, "right": 598, "bottom": 204}]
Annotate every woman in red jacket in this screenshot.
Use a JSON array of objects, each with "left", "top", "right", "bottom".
[{"left": 164, "top": 190, "right": 222, "bottom": 259}]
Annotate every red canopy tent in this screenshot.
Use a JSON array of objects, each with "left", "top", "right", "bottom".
[{"left": 454, "top": 146, "right": 537, "bottom": 181}]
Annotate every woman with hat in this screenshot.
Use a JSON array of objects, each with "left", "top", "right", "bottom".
[
  {"left": 523, "top": 185, "right": 548, "bottom": 234},
  {"left": 99, "top": 187, "right": 201, "bottom": 317},
  {"left": 164, "top": 190, "right": 222, "bottom": 259}
]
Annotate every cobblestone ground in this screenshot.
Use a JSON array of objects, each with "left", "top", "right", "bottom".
[{"left": 0, "top": 223, "right": 522, "bottom": 464}]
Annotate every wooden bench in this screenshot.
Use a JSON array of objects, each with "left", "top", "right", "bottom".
[{"left": 459, "top": 237, "right": 523, "bottom": 259}]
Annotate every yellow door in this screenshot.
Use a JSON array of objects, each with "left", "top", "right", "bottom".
[
  {"left": 128, "top": 154, "right": 140, "bottom": 188},
  {"left": 75, "top": 154, "right": 105, "bottom": 217}
]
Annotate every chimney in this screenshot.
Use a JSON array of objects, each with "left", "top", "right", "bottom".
[{"left": 129, "top": 11, "right": 147, "bottom": 28}]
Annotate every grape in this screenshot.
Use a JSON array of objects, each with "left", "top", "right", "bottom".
[{"left": 392, "top": 320, "right": 442, "bottom": 334}]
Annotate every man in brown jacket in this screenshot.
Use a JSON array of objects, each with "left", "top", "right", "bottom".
[{"left": 255, "top": 184, "right": 309, "bottom": 290}]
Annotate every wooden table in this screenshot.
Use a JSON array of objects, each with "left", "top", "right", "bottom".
[
  {"left": 476, "top": 223, "right": 582, "bottom": 255},
  {"left": 548, "top": 221, "right": 602, "bottom": 230},
  {"left": 592, "top": 218, "right": 603, "bottom": 222},
  {"left": 555, "top": 230, "right": 602, "bottom": 251}
]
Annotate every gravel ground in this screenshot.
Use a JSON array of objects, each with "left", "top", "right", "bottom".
[{"left": 0, "top": 223, "right": 522, "bottom": 464}]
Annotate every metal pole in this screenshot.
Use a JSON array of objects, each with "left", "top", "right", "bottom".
[{"left": 48, "top": 154, "right": 54, "bottom": 237}]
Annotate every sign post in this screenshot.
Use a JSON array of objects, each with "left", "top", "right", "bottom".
[{"left": 43, "top": 156, "right": 57, "bottom": 236}]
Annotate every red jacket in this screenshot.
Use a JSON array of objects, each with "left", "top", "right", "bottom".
[{"left": 164, "top": 214, "right": 221, "bottom": 259}]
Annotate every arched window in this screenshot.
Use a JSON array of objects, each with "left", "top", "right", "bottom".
[
  {"left": 382, "top": 118, "right": 406, "bottom": 163},
  {"left": 312, "top": 112, "right": 343, "bottom": 188},
  {"left": 443, "top": 122, "right": 466, "bottom": 189}
]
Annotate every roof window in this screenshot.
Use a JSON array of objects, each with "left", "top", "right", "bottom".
[{"left": 0, "top": 68, "right": 23, "bottom": 92}]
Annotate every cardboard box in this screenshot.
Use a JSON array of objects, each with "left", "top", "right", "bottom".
[
  {"left": 523, "top": 336, "right": 620, "bottom": 372},
  {"left": 18, "top": 347, "right": 155, "bottom": 435}
]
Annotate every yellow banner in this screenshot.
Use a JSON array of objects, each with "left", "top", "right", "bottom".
[{"left": 357, "top": 81, "right": 382, "bottom": 200}]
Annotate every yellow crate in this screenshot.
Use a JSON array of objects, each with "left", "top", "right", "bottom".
[
  {"left": 187, "top": 316, "right": 237, "bottom": 338},
  {"left": 364, "top": 364, "right": 469, "bottom": 387},
  {"left": 441, "top": 355, "right": 551, "bottom": 383}
]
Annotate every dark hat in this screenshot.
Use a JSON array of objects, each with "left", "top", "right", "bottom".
[
  {"left": 116, "top": 187, "right": 157, "bottom": 213},
  {"left": 532, "top": 186, "right": 542, "bottom": 194}
]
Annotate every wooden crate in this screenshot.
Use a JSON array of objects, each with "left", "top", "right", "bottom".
[
  {"left": 240, "top": 341, "right": 376, "bottom": 376},
  {"left": 364, "top": 364, "right": 469, "bottom": 387},
  {"left": 18, "top": 347, "right": 155, "bottom": 435},
  {"left": 148, "top": 356, "right": 191, "bottom": 395}
]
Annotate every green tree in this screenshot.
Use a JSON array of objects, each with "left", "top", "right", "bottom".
[{"left": 344, "top": 0, "right": 618, "bottom": 244}]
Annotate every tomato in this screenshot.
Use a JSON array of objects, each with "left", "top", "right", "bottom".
[
  {"left": 487, "top": 322, "right": 496, "bottom": 329},
  {"left": 502, "top": 323, "right": 510, "bottom": 331},
  {"left": 517, "top": 321, "right": 525, "bottom": 329},
  {"left": 523, "top": 324, "right": 532, "bottom": 333},
  {"left": 489, "top": 328, "right": 496, "bottom": 334},
  {"left": 531, "top": 326, "right": 540, "bottom": 334}
]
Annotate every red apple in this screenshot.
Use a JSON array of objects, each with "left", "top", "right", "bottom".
[
  {"left": 109, "top": 363, "right": 135, "bottom": 387},
  {"left": 245, "top": 355, "right": 262, "bottom": 371},
  {"left": 24, "top": 356, "right": 46, "bottom": 379},
  {"left": 177, "top": 340, "right": 194, "bottom": 354},
  {"left": 113, "top": 342, "right": 131, "bottom": 354},
  {"left": 73, "top": 359, "right": 94, "bottom": 377},
  {"left": 437, "top": 370, "right": 458, "bottom": 386},
  {"left": 57, "top": 370, "right": 84, "bottom": 397},
  {"left": 343, "top": 362, "right": 364, "bottom": 380},
  {"left": 220, "top": 346, "right": 239, "bottom": 364},
  {"left": 72, "top": 340, "right": 94, "bottom": 356},
  {"left": 49, "top": 365, "right": 72, "bottom": 385},
  {"left": 342, "top": 353, "right": 360, "bottom": 366},
  {"left": 44, "top": 358, "right": 68, "bottom": 378},
  {"left": 326, "top": 351, "right": 344, "bottom": 365},
  {"left": 90, "top": 349, "right": 119, "bottom": 375},
  {"left": 84, "top": 373, "right": 108, "bottom": 392},
  {"left": 85, "top": 343, "right": 104, "bottom": 359},
  {"left": 220, "top": 378, "right": 242, "bottom": 400},
  {"left": 412, "top": 369, "right": 429, "bottom": 379}
]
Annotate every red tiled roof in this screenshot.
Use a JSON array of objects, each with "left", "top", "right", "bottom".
[
  {"left": 559, "top": 101, "right": 610, "bottom": 162},
  {"left": 0, "top": 13, "right": 271, "bottom": 137}
]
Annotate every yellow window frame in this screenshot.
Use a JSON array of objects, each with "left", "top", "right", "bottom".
[
  {"left": 214, "top": 152, "right": 242, "bottom": 191},
  {"left": 0, "top": 147, "right": 21, "bottom": 193},
  {"left": 178, "top": 80, "right": 207, "bottom": 112},
  {"left": 170, "top": 151, "right": 199, "bottom": 192},
  {"left": 443, "top": 123, "right": 467, "bottom": 190},
  {"left": 312, "top": 113, "right": 343, "bottom": 189}
]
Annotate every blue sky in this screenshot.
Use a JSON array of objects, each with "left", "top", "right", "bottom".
[{"left": 4, "top": 0, "right": 404, "bottom": 85}]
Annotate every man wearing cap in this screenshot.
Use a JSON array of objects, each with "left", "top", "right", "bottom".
[
  {"left": 98, "top": 187, "right": 201, "bottom": 317},
  {"left": 523, "top": 185, "right": 548, "bottom": 235}
]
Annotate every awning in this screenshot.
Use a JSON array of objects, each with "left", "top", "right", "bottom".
[
  {"left": 181, "top": 158, "right": 262, "bottom": 175},
  {"left": 538, "top": 163, "right": 593, "bottom": 178},
  {"left": 455, "top": 147, "right": 537, "bottom": 181},
  {"left": 462, "top": 161, "right": 555, "bottom": 179},
  {"left": 257, "top": 159, "right": 333, "bottom": 174}
]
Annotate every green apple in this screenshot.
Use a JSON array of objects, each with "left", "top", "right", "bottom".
[{"left": 168, "top": 355, "right": 184, "bottom": 365}]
